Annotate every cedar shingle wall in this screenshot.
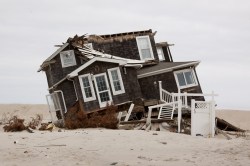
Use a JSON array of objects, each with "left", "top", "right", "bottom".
[
  {"left": 138, "top": 70, "right": 204, "bottom": 102},
  {"left": 74, "top": 62, "right": 142, "bottom": 112},
  {"left": 91, "top": 36, "right": 159, "bottom": 61}
]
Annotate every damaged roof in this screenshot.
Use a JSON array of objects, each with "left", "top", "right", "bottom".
[
  {"left": 137, "top": 61, "right": 200, "bottom": 79},
  {"left": 38, "top": 43, "right": 69, "bottom": 72}
]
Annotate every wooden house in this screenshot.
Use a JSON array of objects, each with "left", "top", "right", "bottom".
[{"left": 38, "top": 29, "right": 204, "bottom": 114}]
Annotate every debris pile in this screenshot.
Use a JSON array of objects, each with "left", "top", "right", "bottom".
[
  {"left": 3, "top": 116, "right": 26, "bottom": 132},
  {"left": 64, "top": 102, "right": 118, "bottom": 129},
  {"left": 2, "top": 114, "right": 43, "bottom": 132}
]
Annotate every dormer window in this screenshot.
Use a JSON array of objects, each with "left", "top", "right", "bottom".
[
  {"left": 136, "top": 36, "right": 154, "bottom": 60},
  {"left": 157, "top": 47, "right": 165, "bottom": 61},
  {"left": 60, "top": 50, "right": 76, "bottom": 68}
]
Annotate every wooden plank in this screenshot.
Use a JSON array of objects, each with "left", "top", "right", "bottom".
[
  {"left": 120, "top": 119, "right": 173, "bottom": 125},
  {"left": 216, "top": 128, "right": 232, "bottom": 140},
  {"left": 124, "top": 103, "right": 134, "bottom": 121}
]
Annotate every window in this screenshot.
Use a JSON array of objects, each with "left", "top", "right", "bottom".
[
  {"left": 79, "top": 74, "right": 96, "bottom": 102},
  {"left": 157, "top": 47, "right": 165, "bottom": 61},
  {"left": 107, "top": 67, "right": 125, "bottom": 95},
  {"left": 60, "top": 50, "right": 76, "bottom": 68},
  {"left": 136, "top": 36, "right": 154, "bottom": 60},
  {"left": 93, "top": 73, "right": 113, "bottom": 108},
  {"left": 174, "top": 69, "right": 198, "bottom": 89}
]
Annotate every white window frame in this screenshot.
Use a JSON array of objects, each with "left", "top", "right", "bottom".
[
  {"left": 60, "top": 50, "right": 77, "bottom": 68},
  {"left": 78, "top": 74, "right": 96, "bottom": 102},
  {"left": 157, "top": 47, "right": 165, "bottom": 61},
  {"left": 136, "top": 35, "right": 154, "bottom": 60},
  {"left": 174, "top": 69, "right": 198, "bottom": 89},
  {"left": 107, "top": 67, "right": 125, "bottom": 95},
  {"left": 93, "top": 73, "right": 113, "bottom": 108}
]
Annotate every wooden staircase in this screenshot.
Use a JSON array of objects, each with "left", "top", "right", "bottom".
[{"left": 158, "top": 105, "right": 175, "bottom": 120}]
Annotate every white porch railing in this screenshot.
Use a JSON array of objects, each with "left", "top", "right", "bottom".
[
  {"left": 148, "top": 81, "right": 218, "bottom": 133},
  {"left": 146, "top": 101, "right": 178, "bottom": 125},
  {"left": 159, "top": 81, "right": 188, "bottom": 108}
]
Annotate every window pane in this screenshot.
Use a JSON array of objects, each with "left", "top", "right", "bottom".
[
  {"left": 114, "top": 80, "right": 121, "bottom": 91},
  {"left": 184, "top": 71, "right": 196, "bottom": 85},
  {"left": 177, "top": 73, "right": 186, "bottom": 86},
  {"left": 141, "top": 49, "right": 151, "bottom": 59},
  {"left": 138, "top": 38, "right": 149, "bottom": 49},
  {"left": 111, "top": 70, "right": 122, "bottom": 91},
  {"left": 111, "top": 70, "right": 119, "bottom": 81},
  {"left": 82, "top": 77, "right": 93, "bottom": 98},
  {"left": 137, "top": 37, "right": 152, "bottom": 60},
  {"left": 99, "top": 92, "right": 110, "bottom": 102},
  {"left": 96, "top": 76, "right": 107, "bottom": 91},
  {"left": 84, "top": 87, "right": 92, "bottom": 98},
  {"left": 157, "top": 47, "right": 165, "bottom": 60}
]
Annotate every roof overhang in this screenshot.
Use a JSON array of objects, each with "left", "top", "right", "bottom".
[
  {"left": 68, "top": 57, "right": 127, "bottom": 78},
  {"left": 137, "top": 61, "right": 200, "bottom": 79},
  {"left": 38, "top": 43, "right": 69, "bottom": 72}
]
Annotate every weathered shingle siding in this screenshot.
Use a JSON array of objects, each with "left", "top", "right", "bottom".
[
  {"left": 138, "top": 68, "right": 204, "bottom": 102},
  {"left": 44, "top": 47, "right": 83, "bottom": 88},
  {"left": 138, "top": 71, "right": 178, "bottom": 100},
  {"left": 122, "top": 67, "right": 142, "bottom": 101},
  {"left": 90, "top": 35, "right": 159, "bottom": 61},
  {"left": 55, "top": 80, "right": 77, "bottom": 109},
  {"left": 73, "top": 61, "right": 140, "bottom": 112}
]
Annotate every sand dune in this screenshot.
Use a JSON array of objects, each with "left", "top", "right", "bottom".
[{"left": 0, "top": 104, "right": 250, "bottom": 166}]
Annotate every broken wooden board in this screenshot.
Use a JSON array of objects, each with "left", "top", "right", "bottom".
[
  {"left": 216, "top": 128, "right": 232, "bottom": 140},
  {"left": 216, "top": 117, "right": 245, "bottom": 132}
]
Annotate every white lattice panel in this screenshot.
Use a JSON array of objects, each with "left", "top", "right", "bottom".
[{"left": 195, "top": 103, "right": 209, "bottom": 109}]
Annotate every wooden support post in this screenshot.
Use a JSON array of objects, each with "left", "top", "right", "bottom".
[
  {"left": 146, "top": 108, "right": 152, "bottom": 126},
  {"left": 191, "top": 99, "right": 195, "bottom": 136},
  {"left": 211, "top": 91, "right": 215, "bottom": 137},
  {"left": 177, "top": 88, "right": 182, "bottom": 133},
  {"left": 159, "top": 81, "right": 162, "bottom": 101}
]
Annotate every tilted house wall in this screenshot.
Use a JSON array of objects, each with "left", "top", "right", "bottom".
[
  {"left": 70, "top": 61, "right": 142, "bottom": 112},
  {"left": 85, "top": 29, "right": 159, "bottom": 61},
  {"left": 137, "top": 62, "right": 205, "bottom": 102},
  {"left": 39, "top": 29, "right": 206, "bottom": 113}
]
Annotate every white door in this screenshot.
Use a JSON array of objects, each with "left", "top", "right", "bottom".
[
  {"left": 191, "top": 100, "right": 215, "bottom": 137},
  {"left": 93, "top": 73, "right": 113, "bottom": 108}
]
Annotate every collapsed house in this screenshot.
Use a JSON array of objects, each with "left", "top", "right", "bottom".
[{"left": 38, "top": 29, "right": 217, "bottom": 137}]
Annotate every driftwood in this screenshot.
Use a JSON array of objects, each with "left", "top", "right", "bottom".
[{"left": 216, "top": 128, "right": 232, "bottom": 140}]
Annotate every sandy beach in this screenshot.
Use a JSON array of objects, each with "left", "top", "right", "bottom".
[{"left": 0, "top": 104, "right": 250, "bottom": 166}]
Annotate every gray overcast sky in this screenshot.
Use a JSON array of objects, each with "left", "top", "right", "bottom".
[{"left": 0, "top": 0, "right": 249, "bottom": 110}]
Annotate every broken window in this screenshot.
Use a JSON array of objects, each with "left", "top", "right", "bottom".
[
  {"left": 136, "top": 36, "right": 154, "bottom": 60},
  {"left": 107, "top": 67, "right": 125, "bottom": 95},
  {"left": 174, "top": 69, "right": 198, "bottom": 89},
  {"left": 78, "top": 74, "right": 96, "bottom": 102},
  {"left": 60, "top": 50, "right": 77, "bottom": 68}
]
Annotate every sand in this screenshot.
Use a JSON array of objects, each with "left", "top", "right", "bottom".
[{"left": 0, "top": 104, "right": 250, "bottom": 166}]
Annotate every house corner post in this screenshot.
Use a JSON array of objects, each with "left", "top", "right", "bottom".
[
  {"left": 177, "top": 88, "right": 182, "bottom": 133},
  {"left": 159, "top": 81, "right": 162, "bottom": 101},
  {"left": 191, "top": 99, "right": 195, "bottom": 136}
]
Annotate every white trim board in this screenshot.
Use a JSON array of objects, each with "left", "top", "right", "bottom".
[
  {"left": 69, "top": 57, "right": 127, "bottom": 78},
  {"left": 107, "top": 67, "right": 125, "bottom": 95},
  {"left": 78, "top": 74, "right": 96, "bottom": 102},
  {"left": 137, "top": 61, "right": 200, "bottom": 79}
]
